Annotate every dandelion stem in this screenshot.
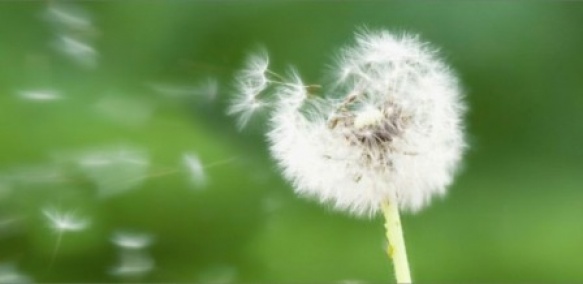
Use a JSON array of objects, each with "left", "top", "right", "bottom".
[{"left": 381, "top": 200, "right": 412, "bottom": 283}]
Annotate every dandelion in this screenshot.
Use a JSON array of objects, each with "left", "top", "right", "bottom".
[{"left": 229, "top": 30, "right": 466, "bottom": 283}]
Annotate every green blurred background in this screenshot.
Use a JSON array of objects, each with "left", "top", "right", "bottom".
[{"left": 1, "top": 1, "right": 583, "bottom": 283}]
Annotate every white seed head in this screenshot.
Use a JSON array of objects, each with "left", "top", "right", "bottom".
[{"left": 267, "top": 30, "right": 466, "bottom": 216}]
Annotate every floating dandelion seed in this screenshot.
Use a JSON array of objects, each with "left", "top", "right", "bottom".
[
  {"left": 110, "top": 231, "right": 155, "bottom": 281},
  {"left": 42, "top": 207, "right": 89, "bottom": 267},
  {"left": 193, "top": 78, "right": 220, "bottom": 101},
  {"left": 55, "top": 35, "right": 96, "bottom": 65},
  {"left": 43, "top": 207, "right": 89, "bottom": 232},
  {"left": 112, "top": 231, "right": 154, "bottom": 250},
  {"left": 17, "top": 89, "right": 62, "bottom": 101},
  {"left": 110, "top": 250, "right": 154, "bottom": 279},
  {"left": 45, "top": 1, "right": 98, "bottom": 68},
  {"left": 227, "top": 49, "right": 270, "bottom": 129},
  {"left": 182, "top": 153, "right": 207, "bottom": 188},
  {"left": 45, "top": 2, "right": 92, "bottom": 30},
  {"left": 229, "top": 30, "right": 466, "bottom": 283}
]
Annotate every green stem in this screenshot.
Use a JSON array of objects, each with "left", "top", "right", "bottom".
[{"left": 381, "top": 200, "right": 412, "bottom": 283}]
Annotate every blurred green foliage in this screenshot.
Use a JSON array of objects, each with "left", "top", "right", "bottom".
[{"left": 1, "top": 1, "right": 583, "bottom": 283}]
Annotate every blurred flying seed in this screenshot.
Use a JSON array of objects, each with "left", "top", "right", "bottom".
[
  {"left": 45, "top": 1, "right": 99, "bottom": 69},
  {"left": 43, "top": 207, "right": 89, "bottom": 233},
  {"left": 194, "top": 78, "right": 219, "bottom": 101},
  {"left": 110, "top": 250, "right": 154, "bottom": 280},
  {"left": 112, "top": 231, "right": 154, "bottom": 250},
  {"left": 182, "top": 153, "right": 206, "bottom": 188},
  {"left": 45, "top": 2, "right": 92, "bottom": 30},
  {"left": 17, "top": 89, "right": 62, "bottom": 101},
  {"left": 54, "top": 35, "right": 97, "bottom": 68}
]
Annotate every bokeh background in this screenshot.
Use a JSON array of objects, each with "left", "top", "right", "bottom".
[{"left": 1, "top": 1, "right": 582, "bottom": 283}]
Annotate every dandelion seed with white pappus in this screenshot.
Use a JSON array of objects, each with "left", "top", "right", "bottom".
[
  {"left": 182, "top": 153, "right": 207, "bottom": 188},
  {"left": 229, "top": 29, "right": 466, "bottom": 283},
  {"left": 227, "top": 49, "right": 270, "bottom": 129},
  {"left": 43, "top": 207, "right": 89, "bottom": 232},
  {"left": 110, "top": 231, "right": 155, "bottom": 281},
  {"left": 17, "top": 89, "right": 62, "bottom": 102},
  {"left": 42, "top": 207, "right": 90, "bottom": 267},
  {"left": 112, "top": 231, "right": 154, "bottom": 250}
]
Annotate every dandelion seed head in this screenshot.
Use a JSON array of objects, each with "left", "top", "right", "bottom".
[{"left": 267, "top": 30, "right": 466, "bottom": 216}]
